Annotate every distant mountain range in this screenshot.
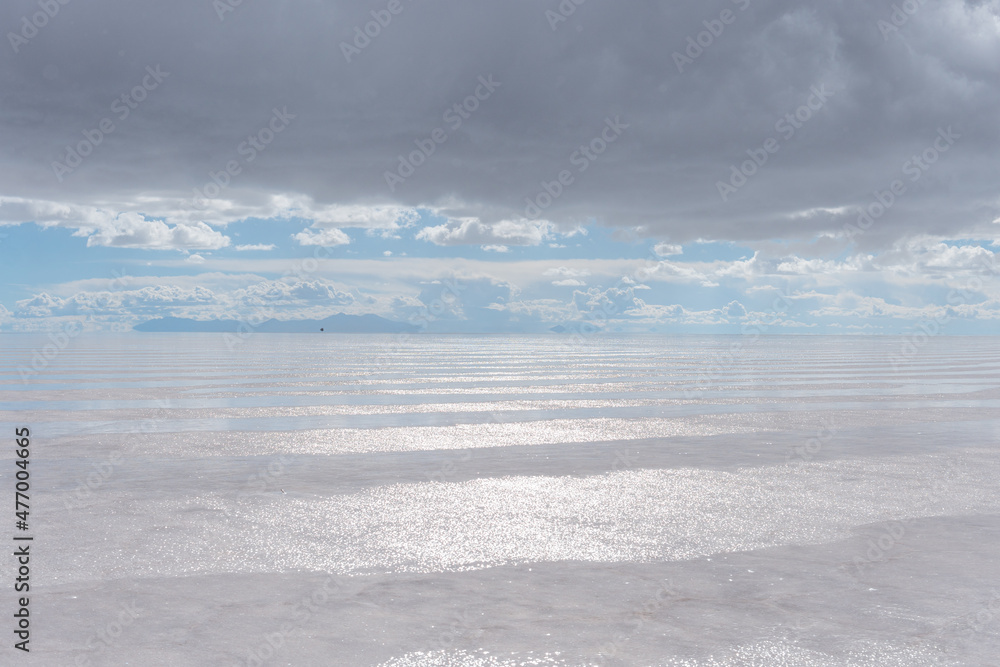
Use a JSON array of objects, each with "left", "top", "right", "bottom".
[{"left": 133, "top": 314, "right": 421, "bottom": 334}]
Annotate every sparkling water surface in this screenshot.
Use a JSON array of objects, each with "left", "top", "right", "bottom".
[{"left": 1, "top": 334, "right": 998, "bottom": 666}]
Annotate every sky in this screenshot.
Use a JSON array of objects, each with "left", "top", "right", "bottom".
[{"left": 1, "top": 0, "right": 999, "bottom": 334}]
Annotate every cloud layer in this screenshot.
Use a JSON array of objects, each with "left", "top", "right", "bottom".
[
  {"left": 1, "top": 0, "right": 997, "bottom": 250},
  {"left": 2, "top": 0, "right": 999, "bottom": 334}
]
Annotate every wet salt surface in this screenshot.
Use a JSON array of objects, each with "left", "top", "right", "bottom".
[
  {"left": 32, "top": 452, "right": 1000, "bottom": 584},
  {"left": 376, "top": 642, "right": 953, "bottom": 666},
  {"left": 1, "top": 334, "right": 999, "bottom": 665}
]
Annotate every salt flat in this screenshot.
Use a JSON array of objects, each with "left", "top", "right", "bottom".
[{"left": 1, "top": 334, "right": 998, "bottom": 666}]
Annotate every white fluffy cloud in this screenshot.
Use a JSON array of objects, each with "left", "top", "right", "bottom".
[
  {"left": 272, "top": 197, "right": 420, "bottom": 232},
  {"left": 417, "top": 218, "right": 556, "bottom": 247},
  {"left": 291, "top": 227, "right": 351, "bottom": 247},
  {"left": 86, "top": 217, "right": 230, "bottom": 250},
  {"left": 12, "top": 279, "right": 359, "bottom": 327},
  {"left": 14, "top": 286, "right": 218, "bottom": 318},
  {"left": 723, "top": 300, "right": 748, "bottom": 319},
  {"left": 235, "top": 244, "right": 276, "bottom": 251},
  {"left": 0, "top": 197, "right": 230, "bottom": 250},
  {"left": 572, "top": 286, "right": 644, "bottom": 317},
  {"left": 653, "top": 243, "right": 683, "bottom": 257},
  {"left": 236, "top": 281, "right": 354, "bottom": 306},
  {"left": 0, "top": 195, "right": 424, "bottom": 251},
  {"left": 544, "top": 267, "right": 591, "bottom": 279}
]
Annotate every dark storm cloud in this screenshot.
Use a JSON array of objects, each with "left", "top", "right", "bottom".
[{"left": 2, "top": 0, "right": 998, "bottom": 248}]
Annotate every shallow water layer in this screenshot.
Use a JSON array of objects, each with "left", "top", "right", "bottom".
[{"left": 0, "top": 334, "right": 998, "bottom": 666}]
